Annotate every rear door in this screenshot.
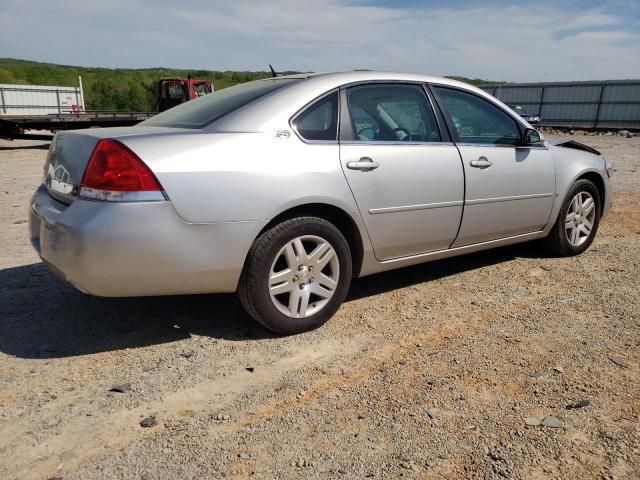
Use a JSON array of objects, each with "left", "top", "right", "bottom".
[
  {"left": 339, "top": 83, "right": 464, "bottom": 261},
  {"left": 432, "top": 85, "right": 555, "bottom": 247}
]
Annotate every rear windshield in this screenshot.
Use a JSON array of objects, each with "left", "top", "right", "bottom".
[{"left": 142, "top": 78, "right": 299, "bottom": 128}]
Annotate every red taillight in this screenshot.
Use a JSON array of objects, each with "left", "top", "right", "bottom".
[{"left": 81, "top": 139, "right": 161, "bottom": 192}]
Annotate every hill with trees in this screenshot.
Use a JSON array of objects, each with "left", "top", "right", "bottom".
[
  {"left": 0, "top": 58, "right": 492, "bottom": 112},
  {"left": 0, "top": 58, "right": 287, "bottom": 112}
]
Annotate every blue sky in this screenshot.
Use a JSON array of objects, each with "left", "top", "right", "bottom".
[{"left": 0, "top": 0, "right": 638, "bottom": 81}]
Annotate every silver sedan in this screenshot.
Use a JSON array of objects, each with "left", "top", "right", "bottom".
[{"left": 30, "top": 71, "right": 613, "bottom": 333}]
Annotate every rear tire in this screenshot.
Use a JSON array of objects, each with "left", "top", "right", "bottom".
[
  {"left": 238, "top": 216, "right": 352, "bottom": 334},
  {"left": 544, "top": 179, "right": 601, "bottom": 256}
]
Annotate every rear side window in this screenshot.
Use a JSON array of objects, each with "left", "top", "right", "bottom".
[
  {"left": 292, "top": 91, "right": 339, "bottom": 141},
  {"left": 434, "top": 86, "right": 521, "bottom": 145},
  {"left": 345, "top": 84, "right": 441, "bottom": 142},
  {"left": 142, "top": 78, "right": 299, "bottom": 129}
]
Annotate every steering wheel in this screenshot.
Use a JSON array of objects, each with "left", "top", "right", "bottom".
[{"left": 393, "top": 127, "right": 411, "bottom": 141}]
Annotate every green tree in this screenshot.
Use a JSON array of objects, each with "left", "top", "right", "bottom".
[{"left": 0, "top": 57, "right": 498, "bottom": 112}]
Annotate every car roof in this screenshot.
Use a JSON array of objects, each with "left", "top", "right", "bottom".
[
  {"left": 211, "top": 71, "right": 525, "bottom": 132},
  {"left": 269, "top": 70, "right": 479, "bottom": 90}
]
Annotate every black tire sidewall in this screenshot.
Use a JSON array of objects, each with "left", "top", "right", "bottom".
[
  {"left": 553, "top": 179, "right": 601, "bottom": 255},
  {"left": 247, "top": 218, "right": 352, "bottom": 334}
]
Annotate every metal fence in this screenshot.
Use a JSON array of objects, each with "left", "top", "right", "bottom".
[{"left": 479, "top": 80, "right": 640, "bottom": 129}]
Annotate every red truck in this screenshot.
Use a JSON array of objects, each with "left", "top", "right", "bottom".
[{"left": 157, "top": 76, "right": 213, "bottom": 112}]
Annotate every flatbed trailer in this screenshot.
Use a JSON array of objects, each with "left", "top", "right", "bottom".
[
  {"left": 0, "top": 76, "right": 214, "bottom": 142},
  {"left": 0, "top": 111, "right": 156, "bottom": 141}
]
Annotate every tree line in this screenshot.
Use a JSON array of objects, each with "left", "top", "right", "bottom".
[
  {"left": 0, "top": 58, "right": 287, "bottom": 112},
  {"left": 0, "top": 58, "right": 491, "bottom": 113}
]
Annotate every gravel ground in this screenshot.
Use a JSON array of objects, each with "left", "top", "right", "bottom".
[{"left": 0, "top": 133, "right": 638, "bottom": 480}]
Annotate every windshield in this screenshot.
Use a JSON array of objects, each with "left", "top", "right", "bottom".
[{"left": 142, "top": 78, "right": 299, "bottom": 128}]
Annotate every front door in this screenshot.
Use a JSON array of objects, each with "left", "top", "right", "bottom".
[
  {"left": 339, "top": 83, "right": 465, "bottom": 261},
  {"left": 432, "top": 86, "right": 555, "bottom": 247}
]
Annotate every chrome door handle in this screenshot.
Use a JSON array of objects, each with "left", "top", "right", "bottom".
[
  {"left": 470, "top": 157, "right": 493, "bottom": 169},
  {"left": 346, "top": 157, "right": 380, "bottom": 171}
]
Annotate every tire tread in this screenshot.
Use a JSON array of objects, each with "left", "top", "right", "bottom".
[
  {"left": 238, "top": 216, "right": 351, "bottom": 334},
  {"left": 544, "top": 179, "right": 601, "bottom": 256}
]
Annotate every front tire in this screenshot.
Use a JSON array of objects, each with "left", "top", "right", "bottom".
[
  {"left": 544, "top": 179, "right": 601, "bottom": 256},
  {"left": 238, "top": 217, "right": 352, "bottom": 334}
]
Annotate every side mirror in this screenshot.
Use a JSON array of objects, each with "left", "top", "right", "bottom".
[{"left": 522, "top": 128, "right": 541, "bottom": 145}]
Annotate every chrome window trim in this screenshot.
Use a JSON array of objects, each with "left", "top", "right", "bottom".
[
  {"left": 517, "top": 144, "right": 549, "bottom": 150},
  {"left": 292, "top": 139, "right": 340, "bottom": 146},
  {"left": 340, "top": 141, "right": 455, "bottom": 147},
  {"left": 449, "top": 142, "right": 517, "bottom": 149},
  {"left": 454, "top": 143, "right": 549, "bottom": 150},
  {"left": 341, "top": 79, "right": 427, "bottom": 89},
  {"left": 289, "top": 88, "right": 340, "bottom": 145}
]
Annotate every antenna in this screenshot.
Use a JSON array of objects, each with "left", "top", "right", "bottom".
[{"left": 269, "top": 64, "right": 278, "bottom": 78}]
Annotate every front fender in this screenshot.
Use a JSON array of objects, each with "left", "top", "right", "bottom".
[{"left": 542, "top": 144, "right": 611, "bottom": 236}]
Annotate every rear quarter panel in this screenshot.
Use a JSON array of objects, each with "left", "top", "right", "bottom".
[{"left": 121, "top": 132, "right": 361, "bottom": 225}]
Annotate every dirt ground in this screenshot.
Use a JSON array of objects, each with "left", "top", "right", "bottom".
[{"left": 0, "top": 133, "right": 638, "bottom": 480}]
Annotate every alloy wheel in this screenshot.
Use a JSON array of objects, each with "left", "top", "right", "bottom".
[
  {"left": 268, "top": 235, "right": 340, "bottom": 318},
  {"left": 565, "top": 191, "right": 596, "bottom": 247}
]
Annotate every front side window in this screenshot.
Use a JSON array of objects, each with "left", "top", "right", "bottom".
[
  {"left": 434, "top": 86, "right": 521, "bottom": 145},
  {"left": 345, "top": 84, "right": 441, "bottom": 142},
  {"left": 292, "top": 91, "right": 338, "bottom": 141}
]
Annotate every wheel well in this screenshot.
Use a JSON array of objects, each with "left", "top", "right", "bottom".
[
  {"left": 256, "top": 204, "right": 364, "bottom": 277},
  {"left": 577, "top": 172, "right": 605, "bottom": 213}
]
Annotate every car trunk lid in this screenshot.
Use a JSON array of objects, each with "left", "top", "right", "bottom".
[{"left": 43, "top": 126, "right": 193, "bottom": 204}]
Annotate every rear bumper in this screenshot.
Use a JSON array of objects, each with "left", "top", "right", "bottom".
[{"left": 29, "top": 185, "right": 265, "bottom": 296}]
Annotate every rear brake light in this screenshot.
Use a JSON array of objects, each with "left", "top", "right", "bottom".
[{"left": 80, "top": 139, "right": 165, "bottom": 202}]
